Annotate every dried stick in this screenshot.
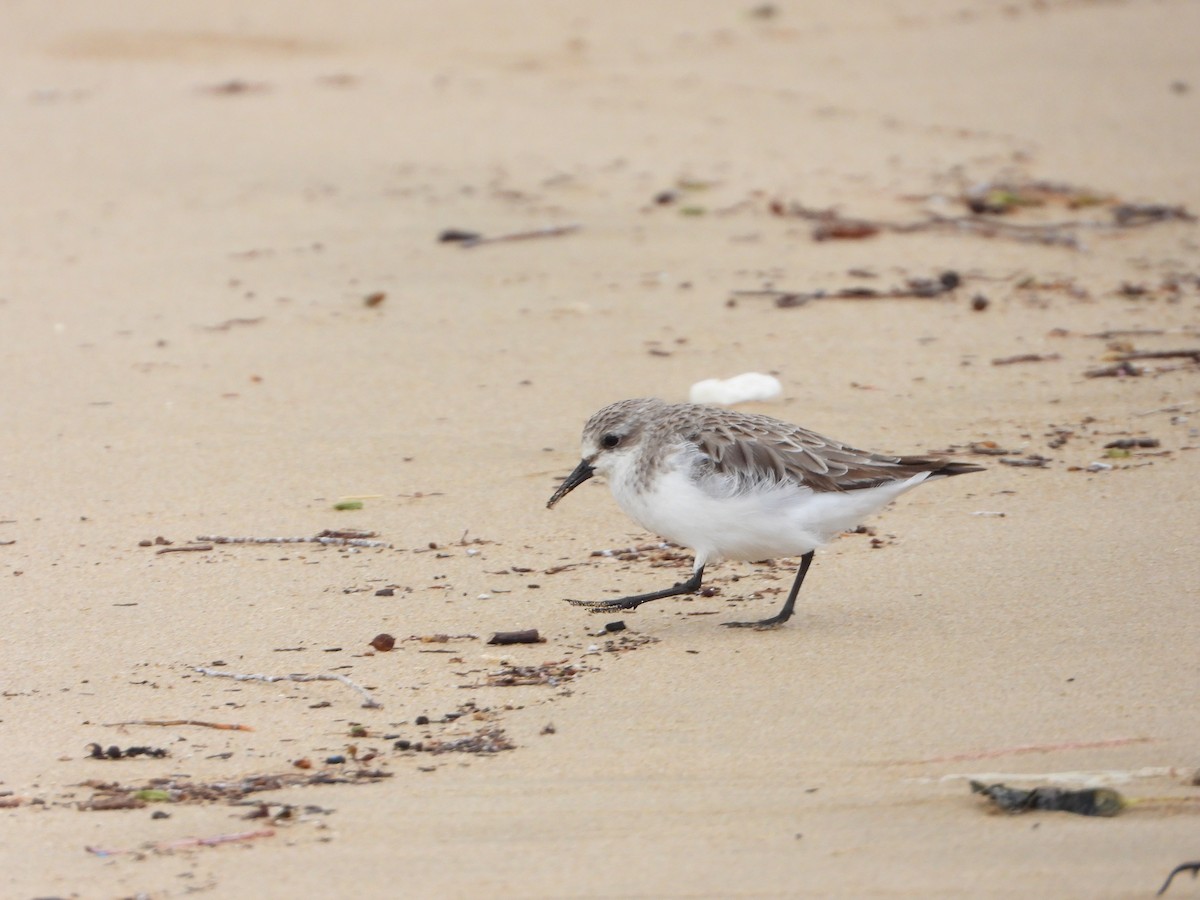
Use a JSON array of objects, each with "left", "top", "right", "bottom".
[
  {"left": 197, "top": 531, "right": 389, "bottom": 548},
  {"left": 103, "top": 719, "right": 253, "bottom": 731},
  {"left": 156, "top": 544, "right": 213, "bottom": 555},
  {"left": 731, "top": 271, "right": 961, "bottom": 308},
  {"left": 992, "top": 353, "right": 1061, "bottom": 366},
  {"left": 1085, "top": 361, "right": 1142, "bottom": 378},
  {"left": 458, "top": 223, "right": 581, "bottom": 248},
  {"left": 999, "top": 456, "right": 1051, "bottom": 468},
  {"left": 1114, "top": 348, "right": 1200, "bottom": 362},
  {"left": 194, "top": 667, "right": 383, "bottom": 709},
  {"left": 1085, "top": 329, "right": 1166, "bottom": 339},
  {"left": 776, "top": 201, "right": 1193, "bottom": 249},
  {"left": 86, "top": 828, "right": 275, "bottom": 857},
  {"left": 779, "top": 202, "right": 1085, "bottom": 248}
]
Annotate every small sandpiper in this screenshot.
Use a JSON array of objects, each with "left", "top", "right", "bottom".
[{"left": 548, "top": 398, "right": 983, "bottom": 628}]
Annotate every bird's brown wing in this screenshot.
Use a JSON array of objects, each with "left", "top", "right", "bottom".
[{"left": 691, "top": 414, "right": 970, "bottom": 493}]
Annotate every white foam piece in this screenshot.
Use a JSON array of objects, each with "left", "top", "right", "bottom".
[{"left": 689, "top": 372, "right": 782, "bottom": 406}]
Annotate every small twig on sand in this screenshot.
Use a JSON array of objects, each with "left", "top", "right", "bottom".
[
  {"left": 919, "top": 214, "right": 1086, "bottom": 247},
  {"left": 445, "top": 223, "right": 581, "bottom": 249},
  {"left": 776, "top": 202, "right": 1086, "bottom": 248},
  {"left": 86, "top": 828, "right": 275, "bottom": 857},
  {"left": 156, "top": 544, "right": 213, "bottom": 555},
  {"left": 194, "top": 667, "right": 383, "bottom": 709},
  {"left": 103, "top": 719, "right": 253, "bottom": 731},
  {"left": 203, "top": 317, "right": 264, "bottom": 332},
  {"left": 197, "top": 530, "right": 390, "bottom": 548},
  {"left": 1112, "top": 204, "right": 1195, "bottom": 226},
  {"left": 998, "top": 456, "right": 1051, "bottom": 468},
  {"left": 1103, "top": 438, "right": 1160, "bottom": 450},
  {"left": 773, "top": 200, "right": 1193, "bottom": 249},
  {"left": 991, "top": 353, "right": 1061, "bottom": 366},
  {"left": 1085, "top": 361, "right": 1142, "bottom": 378},
  {"left": 1084, "top": 329, "right": 1166, "bottom": 339},
  {"left": 1114, "top": 348, "right": 1200, "bottom": 363},
  {"left": 731, "top": 271, "right": 961, "bottom": 308}
]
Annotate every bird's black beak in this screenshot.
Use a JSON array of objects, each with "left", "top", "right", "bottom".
[{"left": 547, "top": 459, "right": 595, "bottom": 509}]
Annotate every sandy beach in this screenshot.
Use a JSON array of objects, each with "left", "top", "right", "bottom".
[{"left": 2, "top": 1, "right": 1199, "bottom": 896}]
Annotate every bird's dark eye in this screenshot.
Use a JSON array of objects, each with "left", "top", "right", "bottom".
[{"left": 601, "top": 433, "right": 620, "bottom": 449}]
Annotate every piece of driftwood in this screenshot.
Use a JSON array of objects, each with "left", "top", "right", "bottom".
[
  {"left": 487, "top": 629, "right": 544, "bottom": 645},
  {"left": 194, "top": 667, "right": 382, "bottom": 709}
]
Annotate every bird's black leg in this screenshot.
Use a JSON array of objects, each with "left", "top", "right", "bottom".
[
  {"left": 1158, "top": 861, "right": 1200, "bottom": 897},
  {"left": 723, "top": 551, "right": 815, "bottom": 629},
  {"left": 567, "top": 566, "right": 705, "bottom": 613}
]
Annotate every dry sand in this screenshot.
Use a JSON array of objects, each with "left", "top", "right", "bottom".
[{"left": 2, "top": 1, "right": 1199, "bottom": 897}]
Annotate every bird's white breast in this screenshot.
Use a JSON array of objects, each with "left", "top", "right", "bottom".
[{"left": 602, "top": 445, "right": 932, "bottom": 566}]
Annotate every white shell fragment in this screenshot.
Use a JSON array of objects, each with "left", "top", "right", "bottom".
[{"left": 689, "top": 372, "right": 783, "bottom": 406}]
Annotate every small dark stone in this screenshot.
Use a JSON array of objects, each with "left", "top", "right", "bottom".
[
  {"left": 151, "top": 810, "right": 170, "bottom": 819},
  {"left": 971, "top": 294, "right": 989, "bottom": 311},
  {"left": 375, "top": 587, "right": 395, "bottom": 597},
  {"left": 106, "top": 745, "right": 122, "bottom": 759},
  {"left": 940, "top": 270, "right": 961, "bottom": 289},
  {"left": 325, "top": 755, "right": 346, "bottom": 765},
  {"left": 604, "top": 621, "right": 627, "bottom": 633},
  {"left": 415, "top": 715, "right": 430, "bottom": 726},
  {"left": 394, "top": 739, "right": 412, "bottom": 751}
]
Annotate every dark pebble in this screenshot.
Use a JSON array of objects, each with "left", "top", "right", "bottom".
[
  {"left": 415, "top": 715, "right": 430, "bottom": 726},
  {"left": 369, "top": 633, "right": 396, "bottom": 652}
]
